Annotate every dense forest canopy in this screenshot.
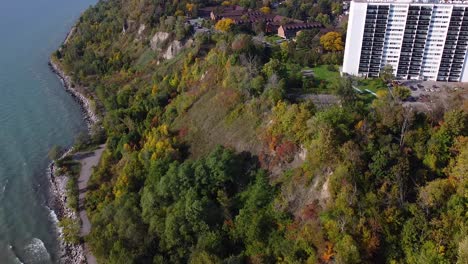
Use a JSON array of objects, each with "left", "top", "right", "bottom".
[{"left": 56, "top": 0, "right": 468, "bottom": 263}]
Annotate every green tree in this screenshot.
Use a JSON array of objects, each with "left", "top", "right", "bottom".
[
  {"left": 48, "top": 145, "right": 64, "bottom": 161},
  {"left": 59, "top": 217, "right": 80, "bottom": 244},
  {"left": 393, "top": 85, "right": 411, "bottom": 100},
  {"left": 380, "top": 64, "right": 394, "bottom": 83}
]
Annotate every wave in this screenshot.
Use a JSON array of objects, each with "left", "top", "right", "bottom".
[
  {"left": 22, "top": 238, "right": 51, "bottom": 263},
  {"left": 0, "top": 179, "right": 9, "bottom": 202},
  {"left": 6, "top": 244, "right": 24, "bottom": 264},
  {"left": 44, "top": 205, "right": 62, "bottom": 237}
]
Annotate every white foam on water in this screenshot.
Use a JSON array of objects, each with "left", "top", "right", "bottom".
[
  {"left": 5, "top": 244, "right": 24, "bottom": 264},
  {"left": 22, "top": 238, "right": 51, "bottom": 263},
  {"left": 0, "top": 179, "right": 9, "bottom": 202}
]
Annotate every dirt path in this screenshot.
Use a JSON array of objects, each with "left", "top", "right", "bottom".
[{"left": 76, "top": 144, "right": 106, "bottom": 264}]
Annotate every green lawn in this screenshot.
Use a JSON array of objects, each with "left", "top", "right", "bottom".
[
  {"left": 265, "top": 35, "right": 284, "bottom": 44},
  {"left": 357, "top": 78, "right": 387, "bottom": 92},
  {"left": 311, "top": 65, "right": 341, "bottom": 84}
]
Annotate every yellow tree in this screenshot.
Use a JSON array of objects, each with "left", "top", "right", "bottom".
[
  {"left": 186, "top": 3, "right": 195, "bottom": 13},
  {"left": 260, "top": 6, "right": 271, "bottom": 14},
  {"left": 215, "top": 18, "right": 235, "bottom": 32},
  {"left": 320, "top": 31, "right": 344, "bottom": 52}
]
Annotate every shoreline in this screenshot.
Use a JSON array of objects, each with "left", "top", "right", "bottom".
[{"left": 47, "top": 28, "right": 101, "bottom": 264}]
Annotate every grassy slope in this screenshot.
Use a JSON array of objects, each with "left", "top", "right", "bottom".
[{"left": 172, "top": 88, "right": 264, "bottom": 159}]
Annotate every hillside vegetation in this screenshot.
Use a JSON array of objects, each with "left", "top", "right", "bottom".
[{"left": 56, "top": 0, "right": 468, "bottom": 263}]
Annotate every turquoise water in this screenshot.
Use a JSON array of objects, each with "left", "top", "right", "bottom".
[{"left": 0, "top": 0, "right": 96, "bottom": 263}]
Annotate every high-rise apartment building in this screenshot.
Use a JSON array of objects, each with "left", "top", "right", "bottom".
[{"left": 342, "top": 0, "right": 468, "bottom": 82}]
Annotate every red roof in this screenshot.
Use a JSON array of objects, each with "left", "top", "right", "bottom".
[{"left": 281, "top": 22, "right": 322, "bottom": 30}]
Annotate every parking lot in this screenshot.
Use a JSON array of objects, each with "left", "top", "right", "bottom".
[{"left": 394, "top": 80, "right": 468, "bottom": 111}]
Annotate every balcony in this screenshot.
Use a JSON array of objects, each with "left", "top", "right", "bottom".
[
  {"left": 446, "top": 41, "right": 456, "bottom": 45},
  {"left": 417, "top": 25, "right": 429, "bottom": 30},
  {"left": 415, "top": 34, "right": 427, "bottom": 39}
]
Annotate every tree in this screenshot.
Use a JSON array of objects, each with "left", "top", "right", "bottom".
[
  {"left": 457, "top": 236, "right": 468, "bottom": 264},
  {"left": 320, "top": 32, "right": 344, "bottom": 52},
  {"left": 48, "top": 145, "right": 64, "bottom": 161},
  {"left": 316, "top": 13, "right": 331, "bottom": 26},
  {"left": 333, "top": 77, "right": 356, "bottom": 104},
  {"left": 380, "top": 64, "right": 394, "bottom": 83},
  {"left": 215, "top": 18, "right": 235, "bottom": 32},
  {"left": 296, "top": 29, "right": 320, "bottom": 49},
  {"left": 262, "top": 58, "right": 286, "bottom": 79},
  {"left": 260, "top": 6, "right": 271, "bottom": 14},
  {"left": 394, "top": 85, "right": 411, "bottom": 100},
  {"left": 59, "top": 217, "right": 80, "bottom": 244},
  {"left": 75, "top": 132, "right": 91, "bottom": 150},
  {"left": 335, "top": 235, "right": 360, "bottom": 264}
]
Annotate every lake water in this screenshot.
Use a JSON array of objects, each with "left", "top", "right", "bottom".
[{"left": 0, "top": 0, "right": 96, "bottom": 262}]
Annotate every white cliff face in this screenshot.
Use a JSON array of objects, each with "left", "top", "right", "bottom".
[
  {"left": 150, "top": 32, "right": 193, "bottom": 60},
  {"left": 162, "top": 40, "right": 182, "bottom": 60},
  {"left": 138, "top": 24, "right": 146, "bottom": 36},
  {"left": 150, "top": 32, "right": 170, "bottom": 51}
]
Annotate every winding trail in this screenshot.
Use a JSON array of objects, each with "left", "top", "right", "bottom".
[{"left": 75, "top": 144, "right": 106, "bottom": 264}]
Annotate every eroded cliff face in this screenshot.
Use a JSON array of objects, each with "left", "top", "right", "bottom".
[{"left": 150, "top": 31, "right": 193, "bottom": 60}]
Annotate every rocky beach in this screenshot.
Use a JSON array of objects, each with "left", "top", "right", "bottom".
[{"left": 47, "top": 29, "right": 101, "bottom": 264}]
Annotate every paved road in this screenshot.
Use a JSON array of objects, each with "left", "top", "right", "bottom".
[{"left": 76, "top": 144, "right": 106, "bottom": 264}]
